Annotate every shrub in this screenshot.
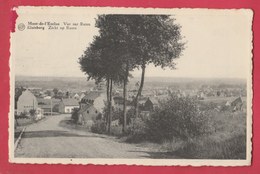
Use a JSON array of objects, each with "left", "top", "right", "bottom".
[
  {"left": 18, "top": 111, "right": 30, "bottom": 119},
  {"left": 71, "top": 108, "right": 80, "bottom": 123},
  {"left": 146, "top": 95, "right": 213, "bottom": 142},
  {"left": 127, "top": 117, "right": 147, "bottom": 142},
  {"left": 118, "top": 108, "right": 135, "bottom": 125},
  {"left": 91, "top": 120, "right": 107, "bottom": 134}
]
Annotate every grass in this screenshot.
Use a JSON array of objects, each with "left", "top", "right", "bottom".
[
  {"left": 160, "top": 110, "right": 247, "bottom": 159},
  {"left": 15, "top": 118, "right": 34, "bottom": 127}
]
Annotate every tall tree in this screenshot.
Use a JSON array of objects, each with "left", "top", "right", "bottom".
[
  {"left": 79, "top": 34, "right": 125, "bottom": 133},
  {"left": 79, "top": 15, "right": 185, "bottom": 133},
  {"left": 95, "top": 15, "right": 137, "bottom": 133},
  {"left": 95, "top": 15, "right": 185, "bottom": 118},
  {"left": 128, "top": 15, "right": 185, "bottom": 117}
]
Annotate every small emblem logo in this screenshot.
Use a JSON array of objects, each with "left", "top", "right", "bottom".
[{"left": 18, "top": 23, "right": 25, "bottom": 31}]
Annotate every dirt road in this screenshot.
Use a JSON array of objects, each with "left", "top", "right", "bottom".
[{"left": 15, "top": 115, "right": 154, "bottom": 158}]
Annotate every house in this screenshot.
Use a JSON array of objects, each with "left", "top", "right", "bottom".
[
  {"left": 59, "top": 98, "right": 79, "bottom": 114},
  {"left": 231, "top": 97, "right": 243, "bottom": 111},
  {"left": 73, "top": 93, "right": 80, "bottom": 100},
  {"left": 80, "top": 91, "right": 106, "bottom": 112},
  {"left": 139, "top": 97, "right": 159, "bottom": 117},
  {"left": 143, "top": 97, "right": 154, "bottom": 111},
  {"left": 77, "top": 104, "right": 100, "bottom": 127},
  {"left": 79, "top": 93, "right": 86, "bottom": 100},
  {"left": 225, "top": 97, "right": 243, "bottom": 112},
  {"left": 17, "top": 89, "right": 38, "bottom": 115},
  {"left": 43, "top": 96, "right": 52, "bottom": 99},
  {"left": 37, "top": 98, "right": 61, "bottom": 114}
]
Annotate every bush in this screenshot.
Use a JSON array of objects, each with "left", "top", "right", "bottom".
[
  {"left": 91, "top": 120, "right": 107, "bottom": 134},
  {"left": 71, "top": 108, "right": 80, "bottom": 123},
  {"left": 17, "top": 112, "right": 30, "bottom": 119},
  {"left": 118, "top": 108, "right": 135, "bottom": 125},
  {"left": 127, "top": 117, "right": 147, "bottom": 142},
  {"left": 146, "top": 95, "right": 213, "bottom": 142}
]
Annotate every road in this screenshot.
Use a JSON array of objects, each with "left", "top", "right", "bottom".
[{"left": 15, "top": 114, "right": 155, "bottom": 158}]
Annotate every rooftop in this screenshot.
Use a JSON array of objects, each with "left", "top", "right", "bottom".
[
  {"left": 82, "top": 91, "right": 101, "bottom": 100},
  {"left": 62, "top": 98, "right": 79, "bottom": 106}
]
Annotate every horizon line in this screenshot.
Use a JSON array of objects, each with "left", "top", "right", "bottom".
[{"left": 15, "top": 75, "right": 247, "bottom": 80}]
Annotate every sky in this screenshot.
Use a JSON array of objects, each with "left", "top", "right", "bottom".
[{"left": 12, "top": 7, "right": 252, "bottom": 79}]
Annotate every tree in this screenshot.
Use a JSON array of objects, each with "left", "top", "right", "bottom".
[
  {"left": 95, "top": 15, "right": 140, "bottom": 133},
  {"left": 81, "top": 15, "right": 138, "bottom": 133},
  {"left": 15, "top": 87, "right": 25, "bottom": 109},
  {"left": 79, "top": 34, "right": 126, "bottom": 133},
  {"left": 95, "top": 15, "right": 185, "bottom": 118},
  {"left": 29, "top": 109, "right": 37, "bottom": 120},
  {"left": 79, "top": 15, "right": 185, "bottom": 133},
  {"left": 71, "top": 107, "right": 80, "bottom": 123},
  {"left": 53, "top": 88, "right": 58, "bottom": 96},
  {"left": 128, "top": 16, "right": 185, "bottom": 117}
]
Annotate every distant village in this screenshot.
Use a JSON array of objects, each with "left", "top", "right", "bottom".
[{"left": 15, "top": 81, "right": 247, "bottom": 127}]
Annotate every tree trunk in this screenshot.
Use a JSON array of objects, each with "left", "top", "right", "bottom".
[
  {"left": 108, "top": 78, "right": 113, "bottom": 134},
  {"left": 122, "top": 63, "right": 129, "bottom": 133},
  {"left": 134, "top": 63, "right": 146, "bottom": 117}
]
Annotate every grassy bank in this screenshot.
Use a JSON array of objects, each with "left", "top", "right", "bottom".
[{"left": 159, "top": 110, "right": 246, "bottom": 159}]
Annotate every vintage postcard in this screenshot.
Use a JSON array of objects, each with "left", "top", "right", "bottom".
[{"left": 9, "top": 7, "right": 253, "bottom": 166}]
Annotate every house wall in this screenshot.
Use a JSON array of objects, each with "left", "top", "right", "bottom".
[
  {"left": 79, "top": 106, "right": 99, "bottom": 126},
  {"left": 64, "top": 106, "right": 79, "bottom": 114},
  {"left": 17, "top": 90, "right": 38, "bottom": 115},
  {"left": 93, "top": 93, "right": 106, "bottom": 112},
  {"left": 58, "top": 102, "right": 65, "bottom": 113}
]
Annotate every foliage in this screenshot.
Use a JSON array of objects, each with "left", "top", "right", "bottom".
[
  {"left": 29, "top": 109, "right": 37, "bottom": 119},
  {"left": 79, "top": 15, "right": 185, "bottom": 132},
  {"left": 198, "top": 101, "right": 219, "bottom": 111},
  {"left": 127, "top": 117, "right": 148, "bottom": 143},
  {"left": 18, "top": 111, "right": 29, "bottom": 119},
  {"left": 171, "top": 134, "right": 246, "bottom": 159},
  {"left": 120, "top": 108, "right": 135, "bottom": 125},
  {"left": 146, "top": 95, "right": 213, "bottom": 142},
  {"left": 160, "top": 108, "right": 246, "bottom": 159},
  {"left": 91, "top": 120, "right": 107, "bottom": 134},
  {"left": 15, "top": 87, "right": 25, "bottom": 109},
  {"left": 71, "top": 108, "right": 80, "bottom": 123},
  {"left": 105, "top": 107, "right": 136, "bottom": 125},
  {"left": 52, "top": 104, "right": 60, "bottom": 112}
]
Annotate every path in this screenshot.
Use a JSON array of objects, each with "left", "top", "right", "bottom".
[{"left": 15, "top": 114, "right": 155, "bottom": 158}]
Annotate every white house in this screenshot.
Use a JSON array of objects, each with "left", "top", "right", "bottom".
[
  {"left": 80, "top": 91, "right": 106, "bottom": 112},
  {"left": 59, "top": 98, "right": 80, "bottom": 114},
  {"left": 17, "top": 89, "right": 38, "bottom": 115}
]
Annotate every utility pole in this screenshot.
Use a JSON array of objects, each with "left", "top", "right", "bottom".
[{"left": 51, "top": 99, "right": 52, "bottom": 116}]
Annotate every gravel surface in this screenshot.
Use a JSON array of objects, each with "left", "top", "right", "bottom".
[{"left": 15, "top": 114, "right": 153, "bottom": 158}]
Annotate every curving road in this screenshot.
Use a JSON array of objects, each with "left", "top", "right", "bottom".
[{"left": 15, "top": 114, "right": 154, "bottom": 158}]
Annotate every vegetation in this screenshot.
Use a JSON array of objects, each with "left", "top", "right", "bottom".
[
  {"left": 29, "top": 109, "right": 37, "bottom": 119},
  {"left": 161, "top": 110, "right": 246, "bottom": 159},
  {"left": 91, "top": 120, "right": 107, "bottom": 134},
  {"left": 79, "top": 15, "right": 185, "bottom": 134},
  {"left": 146, "top": 95, "right": 213, "bottom": 142},
  {"left": 126, "top": 96, "right": 246, "bottom": 159},
  {"left": 77, "top": 14, "right": 245, "bottom": 159},
  {"left": 71, "top": 108, "right": 80, "bottom": 123}
]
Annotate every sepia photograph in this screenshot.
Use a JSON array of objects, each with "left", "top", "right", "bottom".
[{"left": 9, "top": 7, "right": 252, "bottom": 166}]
